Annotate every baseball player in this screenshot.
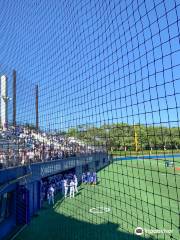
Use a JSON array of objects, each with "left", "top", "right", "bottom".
[
  {"left": 69, "top": 179, "right": 75, "bottom": 198},
  {"left": 47, "top": 185, "right": 55, "bottom": 205},
  {"left": 74, "top": 175, "right": 78, "bottom": 193},
  {"left": 63, "top": 179, "right": 68, "bottom": 198}
]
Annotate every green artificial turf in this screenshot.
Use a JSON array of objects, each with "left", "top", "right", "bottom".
[{"left": 15, "top": 157, "right": 180, "bottom": 240}]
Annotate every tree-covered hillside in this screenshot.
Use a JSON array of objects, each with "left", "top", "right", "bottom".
[{"left": 67, "top": 123, "right": 180, "bottom": 151}]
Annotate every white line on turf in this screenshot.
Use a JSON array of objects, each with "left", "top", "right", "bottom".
[{"left": 89, "top": 207, "right": 111, "bottom": 214}]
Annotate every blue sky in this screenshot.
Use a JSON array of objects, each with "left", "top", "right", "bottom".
[{"left": 0, "top": 0, "right": 180, "bottom": 131}]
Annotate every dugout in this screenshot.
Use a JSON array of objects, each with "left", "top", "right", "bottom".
[
  {"left": 0, "top": 166, "right": 42, "bottom": 239},
  {"left": 0, "top": 152, "right": 109, "bottom": 239},
  {"left": 0, "top": 166, "right": 31, "bottom": 239},
  {"left": 0, "top": 188, "right": 16, "bottom": 239},
  {"left": 41, "top": 166, "right": 76, "bottom": 183}
]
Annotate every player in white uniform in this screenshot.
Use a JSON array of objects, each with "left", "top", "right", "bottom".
[
  {"left": 87, "top": 171, "right": 91, "bottom": 184},
  {"left": 69, "top": 180, "right": 75, "bottom": 198},
  {"left": 82, "top": 173, "right": 86, "bottom": 183},
  {"left": 63, "top": 179, "right": 68, "bottom": 198},
  {"left": 47, "top": 185, "right": 55, "bottom": 205},
  {"left": 74, "top": 175, "right": 78, "bottom": 193},
  {"left": 92, "top": 171, "right": 97, "bottom": 185},
  {"left": 90, "top": 174, "right": 94, "bottom": 184}
]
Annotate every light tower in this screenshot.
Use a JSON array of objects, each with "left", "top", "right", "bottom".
[{"left": 1, "top": 75, "right": 11, "bottom": 130}]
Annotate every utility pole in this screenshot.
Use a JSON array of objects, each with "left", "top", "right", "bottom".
[
  {"left": 13, "top": 70, "right": 16, "bottom": 127},
  {"left": 35, "top": 85, "right": 39, "bottom": 131}
]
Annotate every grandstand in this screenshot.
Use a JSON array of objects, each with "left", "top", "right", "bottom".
[
  {"left": 0, "top": 0, "right": 180, "bottom": 240},
  {"left": 0, "top": 126, "right": 103, "bottom": 168}
]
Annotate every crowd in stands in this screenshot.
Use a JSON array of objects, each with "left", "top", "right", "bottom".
[{"left": 0, "top": 126, "right": 104, "bottom": 169}]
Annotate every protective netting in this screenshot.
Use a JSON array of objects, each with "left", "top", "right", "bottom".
[{"left": 0, "top": 0, "right": 180, "bottom": 239}]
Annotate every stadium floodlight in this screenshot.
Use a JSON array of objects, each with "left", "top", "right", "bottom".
[{"left": 1, "top": 75, "right": 12, "bottom": 130}]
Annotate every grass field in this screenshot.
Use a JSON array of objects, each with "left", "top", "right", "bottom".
[
  {"left": 15, "top": 156, "right": 180, "bottom": 240},
  {"left": 110, "top": 150, "right": 180, "bottom": 157}
]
